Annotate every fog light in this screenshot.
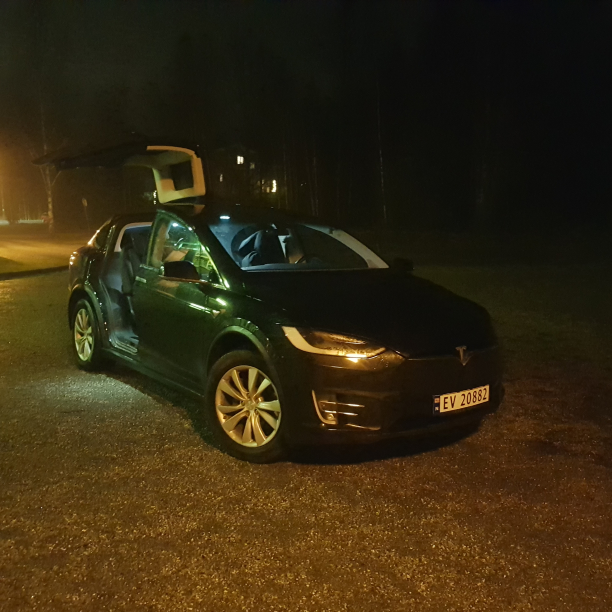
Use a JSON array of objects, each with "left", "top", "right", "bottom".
[
  {"left": 312, "top": 391, "right": 338, "bottom": 425},
  {"left": 312, "top": 391, "right": 364, "bottom": 426}
]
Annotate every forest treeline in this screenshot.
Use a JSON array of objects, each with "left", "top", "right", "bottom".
[{"left": 0, "top": 1, "right": 610, "bottom": 230}]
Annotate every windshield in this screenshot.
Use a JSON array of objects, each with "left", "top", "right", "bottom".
[{"left": 208, "top": 217, "right": 388, "bottom": 271}]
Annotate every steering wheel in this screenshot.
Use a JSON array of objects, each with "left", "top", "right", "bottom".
[{"left": 295, "top": 254, "right": 325, "bottom": 265}]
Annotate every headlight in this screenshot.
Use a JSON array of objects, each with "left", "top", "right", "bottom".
[{"left": 282, "top": 326, "right": 385, "bottom": 358}]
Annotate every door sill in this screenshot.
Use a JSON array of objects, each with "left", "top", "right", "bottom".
[{"left": 102, "top": 348, "right": 205, "bottom": 400}]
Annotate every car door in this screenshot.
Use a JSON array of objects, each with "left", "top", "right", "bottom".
[
  {"left": 131, "top": 213, "right": 184, "bottom": 378},
  {"left": 164, "top": 224, "right": 225, "bottom": 381},
  {"left": 132, "top": 212, "right": 219, "bottom": 383}
]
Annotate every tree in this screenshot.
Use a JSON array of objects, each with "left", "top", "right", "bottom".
[{"left": 37, "top": 93, "right": 59, "bottom": 232}]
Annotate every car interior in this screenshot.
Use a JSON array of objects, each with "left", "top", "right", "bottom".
[
  {"left": 98, "top": 222, "right": 152, "bottom": 352},
  {"left": 220, "top": 222, "right": 370, "bottom": 270},
  {"left": 236, "top": 227, "right": 298, "bottom": 267}
]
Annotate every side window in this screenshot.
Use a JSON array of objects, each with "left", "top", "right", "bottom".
[{"left": 148, "top": 216, "right": 218, "bottom": 280}]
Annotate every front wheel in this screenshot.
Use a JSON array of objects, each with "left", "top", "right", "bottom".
[
  {"left": 205, "top": 350, "right": 287, "bottom": 463},
  {"left": 71, "top": 298, "right": 105, "bottom": 371}
]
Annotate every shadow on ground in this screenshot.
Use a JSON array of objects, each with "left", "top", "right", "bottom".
[
  {"left": 99, "top": 353, "right": 482, "bottom": 466},
  {"left": 289, "top": 424, "right": 480, "bottom": 465}
]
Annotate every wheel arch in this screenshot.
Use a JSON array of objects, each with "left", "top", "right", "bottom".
[
  {"left": 68, "top": 284, "right": 108, "bottom": 344},
  {"left": 206, "top": 324, "right": 274, "bottom": 374},
  {"left": 68, "top": 288, "right": 89, "bottom": 328}
]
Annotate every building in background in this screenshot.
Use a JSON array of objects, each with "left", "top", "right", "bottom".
[{"left": 208, "top": 145, "right": 283, "bottom": 207}]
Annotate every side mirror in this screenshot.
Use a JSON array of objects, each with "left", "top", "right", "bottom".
[
  {"left": 391, "top": 257, "right": 414, "bottom": 273},
  {"left": 163, "top": 260, "right": 201, "bottom": 281}
]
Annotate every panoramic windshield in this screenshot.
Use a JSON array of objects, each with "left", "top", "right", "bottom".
[{"left": 208, "top": 215, "right": 388, "bottom": 271}]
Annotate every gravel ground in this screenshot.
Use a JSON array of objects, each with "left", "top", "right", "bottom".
[{"left": 0, "top": 269, "right": 611, "bottom": 611}]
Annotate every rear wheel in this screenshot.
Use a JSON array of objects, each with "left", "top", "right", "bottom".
[
  {"left": 71, "top": 298, "right": 105, "bottom": 371},
  {"left": 205, "top": 350, "right": 287, "bottom": 463}
]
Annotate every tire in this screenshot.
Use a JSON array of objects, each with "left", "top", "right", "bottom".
[
  {"left": 71, "top": 298, "right": 105, "bottom": 371},
  {"left": 205, "top": 350, "right": 287, "bottom": 463}
]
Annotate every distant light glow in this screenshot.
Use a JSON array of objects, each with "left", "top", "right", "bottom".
[
  {"left": 220, "top": 215, "right": 230, "bottom": 220},
  {"left": 219, "top": 174, "right": 223, "bottom": 182},
  {"left": 272, "top": 179, "right": 277, "bottom": 193},
  {"left": 237, "top": 155, "right": 244, "bottom": 165}
]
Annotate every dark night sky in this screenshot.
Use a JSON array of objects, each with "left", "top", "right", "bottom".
[{"left": 0, "top": 0, "right": 611, "bottom": 230}]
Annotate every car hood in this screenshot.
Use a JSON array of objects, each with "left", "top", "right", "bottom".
[{"left": 243, "top": 270, "right": 497, "bottom": 357}]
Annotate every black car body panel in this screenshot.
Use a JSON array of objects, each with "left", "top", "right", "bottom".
[
  {"left": 68, "top": 203, "right": 504, "bottom": 448},
  {"left": 240, "top": 269, "right": 497, "bottom": 357}
]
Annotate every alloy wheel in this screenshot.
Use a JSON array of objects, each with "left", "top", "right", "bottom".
[
  {"left": 215, "top": 365, "right": 281, "bottom": 447},
  {"left": 74, "top": 307, "right": 94, "bottom": 362}
]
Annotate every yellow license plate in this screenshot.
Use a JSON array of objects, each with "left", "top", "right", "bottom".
[{"left": 434, "top": 385, "right": 490, "bottom": 414}]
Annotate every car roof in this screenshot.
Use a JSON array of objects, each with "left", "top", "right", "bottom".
[
  {"left": 108, "top": 211, "right": 157, "bottom": 226},
  {"left": 105, "top": 203, "right": 330, "bottom": 232},
  {"left": 168, "top": 202, "right": 327, "bottom": 229}
]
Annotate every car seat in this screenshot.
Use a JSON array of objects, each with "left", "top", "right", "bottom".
[
  {"left": 239, "top": 229, "right": 286, "bottom": 267},
  {"left": 120, "top": 232, "right": 144, "bottom": 321}
]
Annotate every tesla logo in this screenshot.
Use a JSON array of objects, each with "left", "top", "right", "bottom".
[{"left": 456, "top": 345, "right": 469, "bottom": 365}]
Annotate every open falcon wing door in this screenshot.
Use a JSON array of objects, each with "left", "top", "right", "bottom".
[
  {"left": 33, "top": 142, "right": 206, "bottom": 204},
  {"left": 123, "top": 145, "right": 205, "bottom": 203}
]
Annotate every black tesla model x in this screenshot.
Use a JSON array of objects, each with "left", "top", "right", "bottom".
[{"left": 68, "top": 202, "right": 504, "bottom": 462}]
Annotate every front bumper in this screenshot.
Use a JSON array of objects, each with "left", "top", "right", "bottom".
[{"left": 277, "top": 346, "right": 504, "bottom": 445}]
